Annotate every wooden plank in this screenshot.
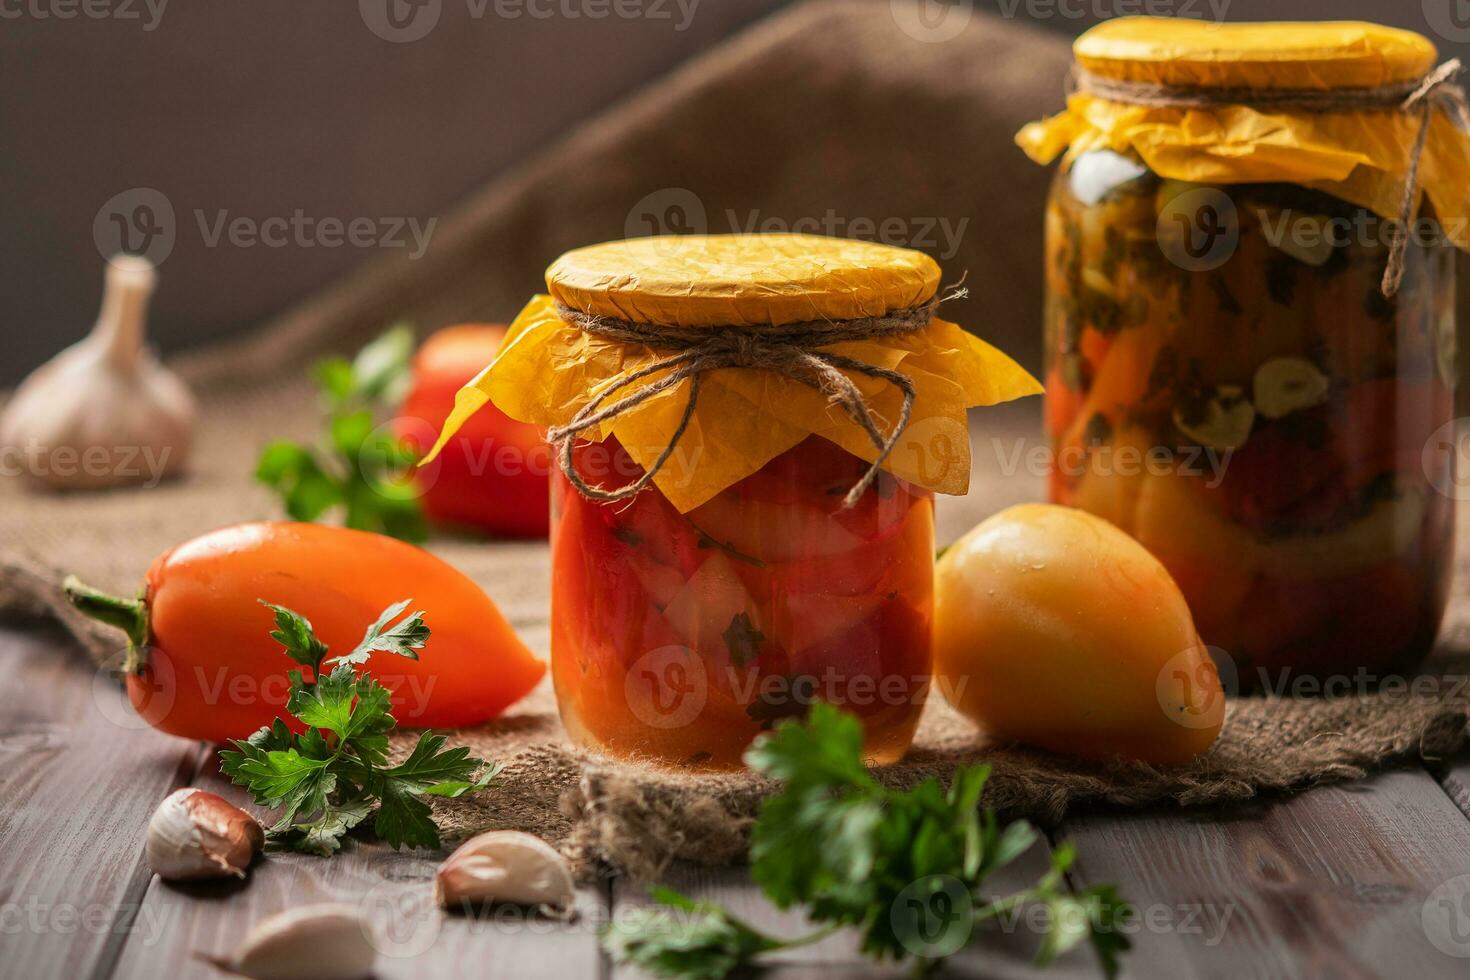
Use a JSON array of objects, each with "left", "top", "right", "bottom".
[
  {"left": 109, "top": 751, "right": 609, "bottom": 980},
  {"left": 0, "top": 625, "right": 200, "bottom": 980},
  {"left": 1438, "top": 754, "right": 1470, "bottom": 821},
  {"left": 610, "top": 839, "right": 1099, "bottom": 980},
  {"left": 1059, "top": 767, "right": 1470, "bottom": 979}
]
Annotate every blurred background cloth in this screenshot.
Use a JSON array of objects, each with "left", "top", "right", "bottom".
[{"left": 3, "top": 0, "right": 1470, "bottom": 383}]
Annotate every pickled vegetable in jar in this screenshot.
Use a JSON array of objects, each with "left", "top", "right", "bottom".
[
  {"left": 1019, "top": 19, "right": 1470, "bottom": 686},
  {"left": 426, "top": 234, "right": 1041, "bottom": 765}
]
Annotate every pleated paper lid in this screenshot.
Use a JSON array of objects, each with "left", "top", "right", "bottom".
[
  {"left": 1075, "top": 17, "right": 1437, "bottom": 90},
  {"left": 545, "top": 233, "right": 942, "bottom": 329}
]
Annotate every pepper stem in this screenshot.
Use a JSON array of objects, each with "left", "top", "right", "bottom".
[{"left": 62, "top": 575, "right": 150, "bottom": 672}]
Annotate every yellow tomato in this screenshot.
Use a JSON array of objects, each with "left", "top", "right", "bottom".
[{"left": 934, "top": 503, "right": 1224, "bottom": 764}]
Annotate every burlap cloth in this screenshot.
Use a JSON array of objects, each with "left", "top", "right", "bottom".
[{"left": 3, "top": 2, "right": 1468, "bottom": 879}]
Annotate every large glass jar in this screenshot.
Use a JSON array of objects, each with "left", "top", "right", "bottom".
[
  {"left": 551, "top": 434, "right": 934, "bottom": 767},
  {"left": 1043, "top": 150, "right": 1456, "bottom": 685}
]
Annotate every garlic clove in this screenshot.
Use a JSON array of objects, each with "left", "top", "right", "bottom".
[
  {"left": 434, "top": 830, "right": 576, "bottom": 914},
  {"left": 146, "top": 788, "right": 264, "bottom": 881},
  {"left": 1172, "top": 385, "right": 1256, "bottom": 451},
  {"left": 202, "top": 904, "right": 379, "bottom": 980},
  {"left": 0, "top": 254, "right": 194, "bottom": 491},
  {"left": 1252, "top": 357, "right": 1331, "bottom": 420}
]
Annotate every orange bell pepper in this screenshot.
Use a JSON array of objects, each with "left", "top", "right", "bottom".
[{"left": 65, "top": 521, "right": 545, "bottom": 742}]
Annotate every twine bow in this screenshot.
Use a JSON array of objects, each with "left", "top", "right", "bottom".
[
  {"left": 1072, "top": 59, "right": 1470, "bottom": 296},
  {"left": 546, "top": 286, "right": 965, "bottom": 508}
]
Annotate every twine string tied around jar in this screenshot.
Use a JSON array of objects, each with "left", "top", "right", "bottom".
[
  {"left": 545, "top": 283, "right": 967, "bottom": 509},
  {"left": 1070, "top": 59, "right": 1470, "bottom": 296}
]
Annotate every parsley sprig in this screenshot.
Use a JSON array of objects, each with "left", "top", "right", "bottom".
[
  {"left": 256, "top": 325, "right": 428, "bottom": 543},
  {"left": 220, "top": 600, "right": 498, "bottom": 855},
  {"left": 602, "top": 704, "right": 1132, "bottom": 978}
]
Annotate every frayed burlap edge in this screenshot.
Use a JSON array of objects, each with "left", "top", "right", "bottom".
[{"left": 424, "top": 679, "right": 1470, "bottom": 882}]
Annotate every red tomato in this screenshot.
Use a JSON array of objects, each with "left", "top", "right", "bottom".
[{"left": 396, "top": 325, "right": 551, "bottom": 537}]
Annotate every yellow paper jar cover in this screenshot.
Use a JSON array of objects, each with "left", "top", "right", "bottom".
[
  {"left": 1016, "top": 18, "right": 1470, "bottom": 249},
  {"left": 427, "top": 234, "right": 1042, "bottom": 512}
]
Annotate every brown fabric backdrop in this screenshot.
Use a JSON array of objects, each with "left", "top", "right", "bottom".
[{"left": 3, "top": 1, "right": 1468, "bottom": 878}]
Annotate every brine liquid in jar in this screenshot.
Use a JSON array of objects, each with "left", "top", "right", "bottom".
[
  {"left": 550, "top": 434, "right": 934, "bottom": 767},
  {"left": 1043, "top": 149, "right": 1456, "bottom": 686}
]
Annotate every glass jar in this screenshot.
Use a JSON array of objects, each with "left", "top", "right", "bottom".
[
  {"left": 1042, "top": 150, "right": 1456, "bottom": 685},
  {"left": 426, "top": 233, "right": 1041, "bottom": 766},
  {"left": 551, "top": 433, "right": 934, "bottom": 767}
]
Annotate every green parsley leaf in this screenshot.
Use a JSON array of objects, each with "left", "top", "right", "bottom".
[
  {"left": 271, "top": 796, "right": 375, "bottom": 857},
  {"left": 256, "top": 442, "right": 344, "bottom": 522},
  {"left": 349, "top": 324, "right": 415, "bottom": 404},
  {"left": 367, "top": 731, "right": 500, "bottom": 848},
  {"left": 382, "top": 732, "right": 484, "bottom": 790},
  {"left": 743, "top": 701, "right": 876, "bottom": 790},
  {"left": 372, "top": 778, "right": 440, "bottom": 850},
  {"left": 254, "top": 326, "right": 427, "bottom": 543},
  {"left": 261, "top": 602, "right": 330, "bottom": 674},
  {"left": 219, "top": 743, "right": 331, "bottom": 810},
  {"left": 312, "top": 357, "right": 357, "bottom": 406},
  {"left": 601, "top": 704, "right": 1133, "bottom": 979},
  {"left": 287, "top": 662, "right": 393, "bottom": 742},
  {"left": 328, "top": 599, "right": 429, "bottom": 668},
  {"left": 220, "top": 600, "right": 497, "bottom": 855},
  {"left": 420, "top": 764, "right": 502, "bottom": 798},
  {"left": 329, "top": 409, "right": 377, "bottom": 457},
  {"left": 601, "top": 887, "right": 784, "bottom": 980},
  {"left": 1080, "top": 885, "right": 1135, "bottom": 978}
]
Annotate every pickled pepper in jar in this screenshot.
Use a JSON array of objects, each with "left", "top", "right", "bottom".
[
  {"left": 426, "top": 234, "right": 1041, "bottom": 765},
  {"left": 1019, "top": 19, "right": 1470, "bottom": 685}
]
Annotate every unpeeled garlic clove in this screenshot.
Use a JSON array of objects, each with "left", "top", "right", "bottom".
[
  {"left": 0, "top": 254, "right": 194, "bottom": 491},
  {"left": 201, "top": 904, "right": 378, "bottom": 980},
  {"left": 434, "top": 830, "right": 575, "bottom": 914},
  {"left": 146, "top": 788, "right": 264, "bottom": 881}
]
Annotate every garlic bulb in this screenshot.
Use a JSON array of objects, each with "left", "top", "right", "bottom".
[
  {"left": 0, "top": 254, "right": 194, "bottom": 491},
  {"left": 202, "top": 904, "right": 379, "bottom": 980},
  {"left": 434, "top": 830, "right": 575, "bottom": 913},
  {"left": 146, "top": 788, "right": 264, "bottom": 881}
]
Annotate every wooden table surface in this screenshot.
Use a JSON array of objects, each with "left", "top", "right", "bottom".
[
  {"left": 5, "top": 412, "right": 1470, "bottom": 980},
  {"left": 4, "top": 617, "right": 1470, "bottom": 980}
]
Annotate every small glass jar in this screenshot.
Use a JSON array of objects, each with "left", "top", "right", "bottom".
[
  {"left": 551, "top": 434, "right": 934, "bottom": 767},
  {"left": 427, "top": 233, "right": 1040, "bottom": 765},
  {"left": 1042, "top": 150, "right": 1456, "bottom": 684}
]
